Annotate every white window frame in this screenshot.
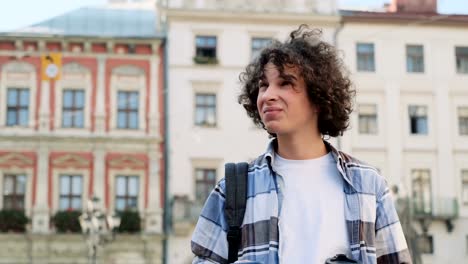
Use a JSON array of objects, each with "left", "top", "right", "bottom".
[
  {"left": 358, "top": 103, "right": 378, "bottom": 135},
  {"left": 0, "top": 169, "right": 32, "bottom": 215},
  {"left": 191, "top": 29, "right": 221, "bottom": 65},
  {"left": 52, "top": 168, "right": 89, "bottom": 213},
  {"left": 410, "top": 168, "right": 432, "bottom": 215},
  {"left": 402, "top": 95, "right": 435, "bottom": 150},
  {"left": 250, "top": 37, "right": 273, "bottom": 60},
  {"left": 108, "top": 169, "right": 145, "bottom": 213},
  {"left": 55, "top": 63, "right": 92, "bottom": 133},
  {"left": 195, "top": 35, "right": 218, "bottom": 59},
  {"left": 406, "top": 44, "right": 425, "bottom": 73},
  {"left": 462, "top": 169, "right": 468, "bottom": 205},
  {"left": 455, "top": 46, "right": 468, "bottom": 74},
  {"left": 194, "top": 167, "right": 217, "bottom": 206},
  {"left": 458, "top": 106, "right": 468, "bottom": 136},
  {"left": 452, "top": 97, "right": 468, "bottom": 149},
  {"left": 192, "top": 81, "right": 220, "bottom": 129},
  {"left": 408, "top": 105, "right": 429, "bottom": 135},
  {"left": 190, "top": 158, "right": 222, "bottom": 202},
  {"left": 352, "top": 94, "right": 385, "bottom": 149},
  {"left": 0, "top": 62, "right": 37, "bottom": 131},
  {"left": 356, "top": 42, "right": 376, "bottom": 72},
  {"left": 110, "top": 66, "right": 147, "bottom": 134}
]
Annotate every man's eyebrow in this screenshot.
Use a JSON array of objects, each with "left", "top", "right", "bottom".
[{"left": 279, "top": 73, "right": 298, "bottom": 81}]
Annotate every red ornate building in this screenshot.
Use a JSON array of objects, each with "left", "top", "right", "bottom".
[{"left": 0, "top": 4, "right": 165, "bottom": 263}]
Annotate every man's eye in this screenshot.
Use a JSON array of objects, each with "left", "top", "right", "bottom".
[{"left": 281, "top": 81, "right": 291, "bottom": 87}]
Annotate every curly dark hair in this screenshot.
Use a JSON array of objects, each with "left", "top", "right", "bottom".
[{"left": 238, "top": 25, "right": 355, "bottom": 137}]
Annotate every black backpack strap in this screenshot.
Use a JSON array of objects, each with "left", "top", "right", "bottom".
[{"left": 224, "top": 162, "right": 249, "bottom": 263}]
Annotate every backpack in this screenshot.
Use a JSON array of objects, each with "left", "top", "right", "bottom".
[{"left": 224, "top": 162, "right": 249, "bottom": 263}]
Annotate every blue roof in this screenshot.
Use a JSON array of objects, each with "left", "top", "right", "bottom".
[{"left": 10, "top": 7, "right": 161, "bottom": 39}]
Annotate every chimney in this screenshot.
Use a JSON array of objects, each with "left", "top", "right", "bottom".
[{"left": 389, "top": 0, "right": 438, "bottom": 13}]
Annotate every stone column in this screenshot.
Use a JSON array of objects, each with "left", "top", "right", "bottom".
[
  {"left": 386, "top": 82, "right": 403, "bottom": 188},
  {"left": 38, "top": 80, "right": 50, "bottom": 132},
  {"left": 145, "top": 150, "right": 163, "bottom": 234},
  {"left": 32, "top": 145, "right": 50, "bottom": 233},
  {"left": 93, "top": 146, "right": 106, "bottom": 210},
  {"left": 95, "top": 55, "right": 107, "bottom": 134},
  {"left": 149, "top": 55, "right": 161, "bottom": 136}
]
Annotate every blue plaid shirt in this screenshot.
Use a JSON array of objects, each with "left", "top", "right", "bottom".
[{"left": 191, "top": 139, "right": 412, "bottom": 264}]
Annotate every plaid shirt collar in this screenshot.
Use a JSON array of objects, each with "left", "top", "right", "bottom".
[{"left": 262, "top": 138, "right": 356, "bottom": 190}]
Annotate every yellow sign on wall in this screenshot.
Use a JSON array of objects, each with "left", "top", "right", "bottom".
[{"left": 41, "top": 53, "right": 62, "bottom": 81}]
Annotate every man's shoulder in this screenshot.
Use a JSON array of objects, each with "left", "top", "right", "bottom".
[
  {"left": 339, "top": 150, "right": 377, "bottom": 171},
  {"left": 339, "top": 150, "right": 388, "bottom": 195},
  {"left": 248, "top": 153, "right": 271, "bottom": 171}
]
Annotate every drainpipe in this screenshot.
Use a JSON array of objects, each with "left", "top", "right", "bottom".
[
  {"left": 162, "top": 35, "right": 170, "bottom": 264},
  {"left": 163, "top": 32, "right": 172, "bottom": 264}
]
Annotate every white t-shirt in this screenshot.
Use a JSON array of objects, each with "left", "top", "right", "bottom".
[{"left": 273, "top": 152, "right": 349, "bottom": 263}]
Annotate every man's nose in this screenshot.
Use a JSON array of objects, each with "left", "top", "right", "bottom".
[{"left": 261, "top": 85, "right": 279, "bottom": 101}]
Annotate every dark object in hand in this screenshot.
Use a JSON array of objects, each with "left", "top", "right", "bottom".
[{"left": 325, "top": 254, "right": 360, "bottom": 264}]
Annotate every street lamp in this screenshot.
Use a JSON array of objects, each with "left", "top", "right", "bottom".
[{"left": 79, "top": 196, "right": 120, "bottom": 264}]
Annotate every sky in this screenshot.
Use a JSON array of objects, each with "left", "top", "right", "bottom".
[{"left": 0, "top": 0, "right": 467, "bottom": 32}]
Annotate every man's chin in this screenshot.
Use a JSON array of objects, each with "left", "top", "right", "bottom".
[{"left": 265, "top": 126, "right": 282, "bottom": 135}]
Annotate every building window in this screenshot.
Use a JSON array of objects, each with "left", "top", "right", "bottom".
[
  {"left": 462, "top": 170, "right": 468, "bottom": 205},
  {"left": 251, "top": 37, "right": 272, "bottom": 60},
  {"left": 356, "top": 43, "right": 375, "bottom": 72},
  {"left": 117, "top": 91, "right": 139, "bottom": 129},
  {"left": 195, "top": 36, "right": 217, "bottom": 61},
  {"left": 409, "top": 105, "right": 428, "bottom": 135},
  {"left": 62, "top": 89, "right": 84, "bottom": 128},
  {"left": 459, "top": 107, "right": 468, "bottom": 136},
  {"left": 456, "top": 46, "right": 468, "bottom": 74},
  {"left": 195, "top": 168, "right": 216, "bottom": 205},
  {"left": 195, "top": 93, "right": 216, "bottom": 127},
  {"left": 3, "top": 174, "right": 26, "bottom": 210},
  {"left": 417, "top": 235, "right": 433, "bottom": 254},
  {"left": 406, "top": 45, "right": 424, "bottom": 73},
  {"left": 358, "top": 104, "right": 378, "bottom": 134},
  {"left": 412, "top": 169, "right": 432, "bottom": 215},
  {"left": 59, "top": 175, "right": 82, "bottom": 210},
  {"left": 115, "top": 176, "right": 139, "bottom": 211},
  {"left": 6, "top": 88, "right": 29, "bottom": 126}
]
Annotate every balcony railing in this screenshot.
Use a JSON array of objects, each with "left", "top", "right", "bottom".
[
  {"left": 171, "top": 195, "right": 204, "bottom": 235},
  {"left": 411, "top": 196, "right": 459, "bottom": 220}
]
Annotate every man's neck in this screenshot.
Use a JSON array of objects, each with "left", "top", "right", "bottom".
[{"left": 276, "top": 133, "right": 327, "bottom": 160}]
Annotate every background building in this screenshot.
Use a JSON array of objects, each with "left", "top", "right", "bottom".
[
  {"left": 0, "top": 1, "right": 165, "bottom": 263},
  {"left": 160, "top": 0, "right": 341, "bottom": 263},
  {"left": 162, "top": 0, "right": 468, "bottom": 263},
  {"left": 0, "top": 0, "right": 467, "bottom": 263},
  {"left": 338, "top": 0, "right": 468, "bottom": 262}
]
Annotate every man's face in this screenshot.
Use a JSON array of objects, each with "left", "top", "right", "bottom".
[{"left": 256, "top": 62, "right": 319, "bottom": 137}]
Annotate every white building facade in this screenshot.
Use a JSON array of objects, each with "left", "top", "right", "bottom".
[
  {"left": 163, "top": 0, "right": 468, "bottom": 263},
  {"left": 161, "top": 0, "right": 340, "bottom": 263},
  {"left": 338, "top": 7, "right": 468, "bottom": 263}
]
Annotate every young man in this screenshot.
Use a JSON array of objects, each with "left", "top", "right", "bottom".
[{"left": 191, "top": 25, "right": 411, "bottom": 264}]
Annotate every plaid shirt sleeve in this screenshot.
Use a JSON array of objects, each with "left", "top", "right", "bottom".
[
  {"left": 374, "top": 177, "right": 413, "bottom": 264},
  {"left": 191, "top": 180, "right": 229, "bottom": 264}
]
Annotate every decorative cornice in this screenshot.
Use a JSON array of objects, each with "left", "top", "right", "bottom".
[
  {"left": 0, "top": 152, "right": 35, "bottom": 167},
  {"left": 166, "top": 9, "right": 340, "bottom": 25}
]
